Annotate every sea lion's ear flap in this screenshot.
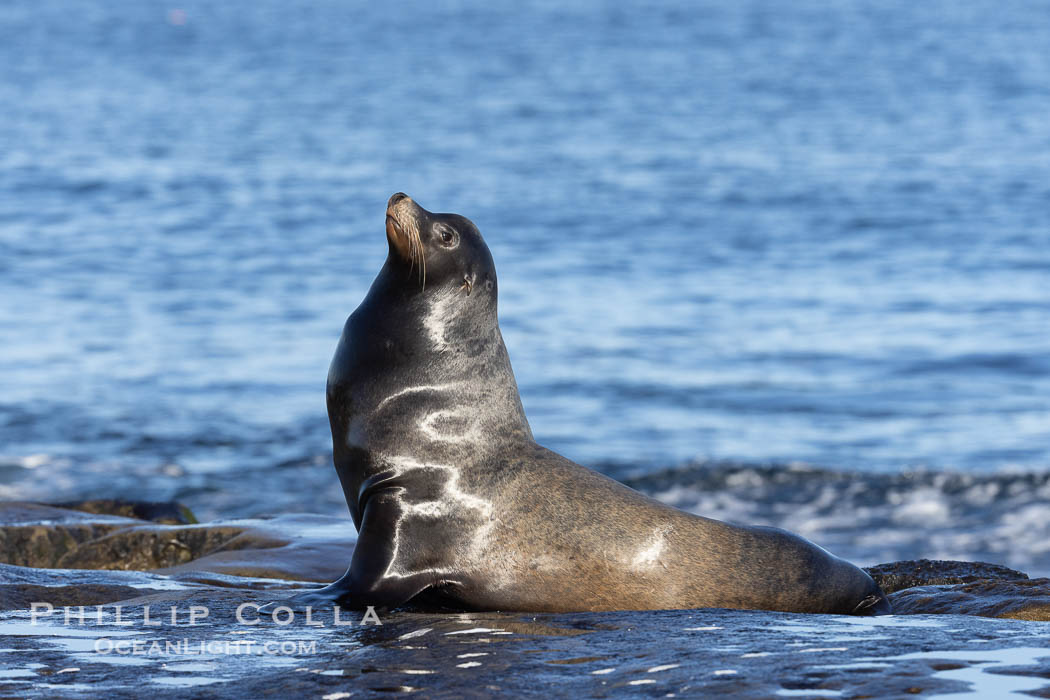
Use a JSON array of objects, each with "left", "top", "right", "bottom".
[{"left": 461, "top": 271, "right": 476, "bottom": 296}]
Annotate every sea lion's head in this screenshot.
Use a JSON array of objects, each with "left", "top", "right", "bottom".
[{"left": 384, "top": 193, "right": 496, "bottom": 302}]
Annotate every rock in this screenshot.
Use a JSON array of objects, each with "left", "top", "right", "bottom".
[
  {"left": 53, "top": 499, "right": 198, "bottom": 525},
  {"left": 866, "top": 559, "right": 1029, "bottom": 594},
  {"left": 0, "top": 503, "right": 135, "bottom": 569},
  {"left": 0, "top": 502, "right": 353, "bottom": 582},
  {"left": 887, "top": 578, "right": 1050, "bottom": 621},
  {"left": 3, "top": 579, "right": 1050, "bottom": 699},
  {"left": 0, "top": 580, "right": 157, "bottom": 611},
  {"left": 0, "top": 562, "right": 309, "bottom": 611},
  {"left": 5, "top": 502, "right": 1049, "bottom": 619},
  {"left": 4, "top": 504, "right": 1050, "bottom": 697},
  {"left": 157, "top": 513, "right": 353, "bottom": 583}
]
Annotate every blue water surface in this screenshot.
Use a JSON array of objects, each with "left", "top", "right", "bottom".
[{"left": 1, "top": 2, "right": 1049, "bottom": 570}]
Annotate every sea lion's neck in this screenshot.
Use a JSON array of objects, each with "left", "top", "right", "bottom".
[{"left": 328, "top": 260, "right": 533, "bottom": 468}]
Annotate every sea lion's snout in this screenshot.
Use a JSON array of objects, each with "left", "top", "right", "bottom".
[
  {"left": 385, "top": 193, "right": 424, "bottom": 267},
  {"left": 385, "top": 192, "right": 415, "bottom": 229}
]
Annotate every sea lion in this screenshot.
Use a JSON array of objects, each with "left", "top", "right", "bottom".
[{"left": 293, "top": 193, "right": 889, "bottom": 615}]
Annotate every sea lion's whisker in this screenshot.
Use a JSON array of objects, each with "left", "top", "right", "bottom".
[{"left": 412, "top": 224, "right": 425, "bottom": 291}]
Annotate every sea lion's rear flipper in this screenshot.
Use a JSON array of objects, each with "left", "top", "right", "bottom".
[{"left": 852, "top": 592, "right": 892, "bottom": 615}]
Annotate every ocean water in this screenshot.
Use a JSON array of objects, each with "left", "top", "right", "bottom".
[{"left": 1, "top": 1, "right": 1048, "bottom": 573}]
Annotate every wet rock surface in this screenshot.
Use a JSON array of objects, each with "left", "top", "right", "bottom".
[
  {"left": 53, "top": 500, "right": 198, "bottom": 525},
  {"left": 888, "top": 579, "right": 1050, "bottom": 621},
  {"left": 0, "top": 501, "right": 352, "bottom": 582},
  {"left": 866, "top": 559, "right": 1030, "bottom": 594},
  {"left": 3, "top": 502, "right": 1050, "bottom": 698},
  {"left": 2, "top": 583, "right": 1050, "bottom": 699}
]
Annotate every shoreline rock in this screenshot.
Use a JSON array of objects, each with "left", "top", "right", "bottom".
[
  {"left": 865, "top": 559, "right": 1030, "bottom": 594},
  {"left": 3, "top": 501, "right": 1050, "bottom": 698},
  {"left": 53, "top": 499, "right": 198, "bottom": 525},
  {"left": 3, "top": 588, "right": 1050, "bottom": 699},
  {"left": 0, "top": 501, "right": 352, "bottom": 583},
  {"left": 4, "top": 501, "right": 1050, "bottom": 620}
]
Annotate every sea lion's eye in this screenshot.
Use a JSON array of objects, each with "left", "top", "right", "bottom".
[{"left": 439, "top": 228, "right": 458, "bottom": 247}]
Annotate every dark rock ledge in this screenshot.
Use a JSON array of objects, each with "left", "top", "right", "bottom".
[{"left": 2, "top": 501, "right": 1050, "bottom": 698}]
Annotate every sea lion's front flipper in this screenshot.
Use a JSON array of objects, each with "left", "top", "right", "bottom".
[{"left": 260, "top": 491, "right": 438, "bottom": 611}]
